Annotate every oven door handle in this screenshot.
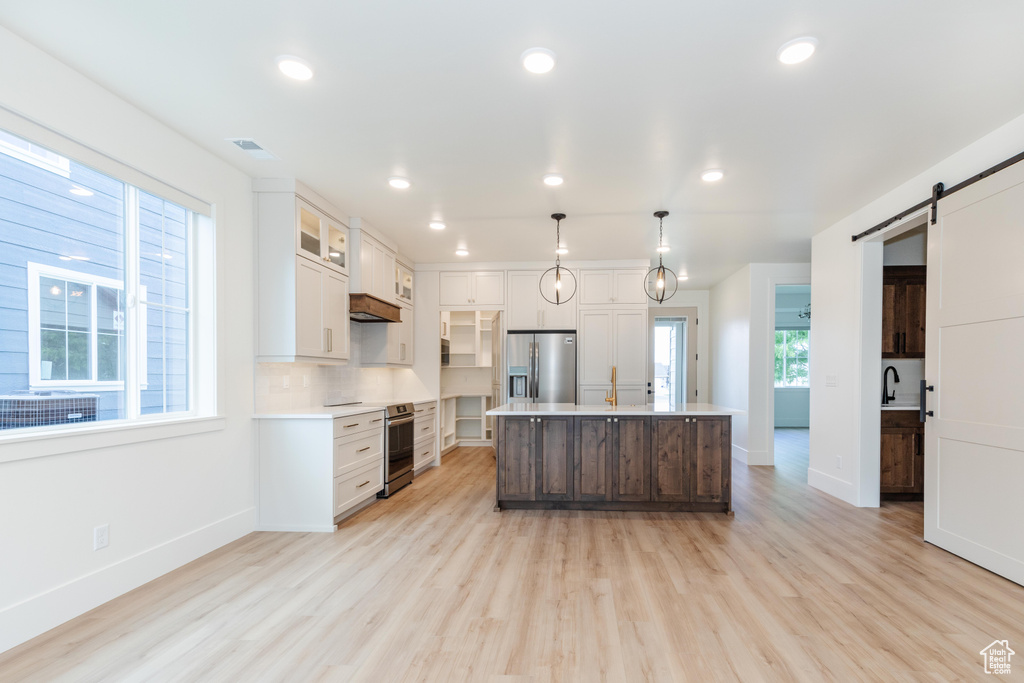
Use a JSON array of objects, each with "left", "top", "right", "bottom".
[{"left": 387, "top": 416, "right": 416, "bottom": 426}]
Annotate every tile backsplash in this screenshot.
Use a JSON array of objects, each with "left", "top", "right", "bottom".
[{"left": 254, "top": 326, "right": 431, "bottom": 413}]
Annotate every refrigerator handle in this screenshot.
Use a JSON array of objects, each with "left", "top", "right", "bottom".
[{"left": 532, "top": 341, "right": 539, "bottom": 399}]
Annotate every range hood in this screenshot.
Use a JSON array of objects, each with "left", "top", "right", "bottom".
[{"left": 349, "top": 293, "right": 401, "bottom": 323}]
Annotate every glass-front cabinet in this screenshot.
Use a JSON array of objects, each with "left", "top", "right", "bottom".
[
  {"left": 296, "top": 198, "right": 348, "bottom": 275},
  {"left": 395, "top": 260, "right": 414, "bottom": 304}
]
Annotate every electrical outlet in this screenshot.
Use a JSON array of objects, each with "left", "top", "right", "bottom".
[
  {"left": 835, "top": 455, "right": 842, "bottom": 470},
  {"left": 93, "top": 524, "right": 109, "bottom": 550},
  {"left": 826, "top": 375, "right": 838, "bottom": 387},
  {"left": 282, "top": 376, "right": 290, "bottom": 389}
]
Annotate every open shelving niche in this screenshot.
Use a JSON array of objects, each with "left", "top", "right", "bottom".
[{"left": 441, "top": 310, "right": 499, "bottom": 453}]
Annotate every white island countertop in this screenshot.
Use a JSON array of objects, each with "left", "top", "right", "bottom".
[{"left": 487, "top": 403, "right": 743, "bottom": 416}]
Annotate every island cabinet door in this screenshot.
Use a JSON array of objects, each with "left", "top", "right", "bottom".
[
  {"left": 691, "top": 417, "right": 731, "bottom": 504},
  {"left": 651, "top": 417, "right": 692, "bottom": 502},
  {"left": 575, "top": 416, "right": 612, "bottom": 501},
  {"left": 612, "top": 416, "right": 651, "bottom": 501},
  {"left": 536, "top": 416, "right": 573, "bottom": 501},
  {"left": 497, "top": 417, "right": 535, "bottom": 501}
]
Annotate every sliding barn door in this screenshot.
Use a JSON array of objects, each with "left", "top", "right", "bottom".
[{"left": 925, "top": 160, "right": 1024, "bottom": 585}]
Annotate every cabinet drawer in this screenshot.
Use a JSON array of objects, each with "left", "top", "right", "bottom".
[
  {"left": 334, "top": 431, "right": 383, "bottom": 477},
  {"left": 414, "top": 415, "right": 436, "bottom": 441},
  {"left": 414, "top": 439, "right": 437, "bottom": 468},
  {"left": 334, "top": 461, "right": 383, "bottom": 516},
  {"left": 413, "top": 401, "right": 437, "bottom": 417},
  {"left": 333, "top": 411, "right": 385, "bottom": 438}
]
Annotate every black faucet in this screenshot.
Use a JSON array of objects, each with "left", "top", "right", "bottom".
[{"left": 882, "top": 365, "right": 900, "bottom": 405}]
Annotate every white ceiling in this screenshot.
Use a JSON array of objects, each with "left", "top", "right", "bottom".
[{"left": 3, "top": 1, "right": 1024, "bottom": 287}]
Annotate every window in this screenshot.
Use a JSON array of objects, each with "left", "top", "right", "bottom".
[
  {"left": 774, "top": 329, "right": 809, "bottom": 387},
  {"left": 0, "top": 128, "right": 195, "bottom": 431}
]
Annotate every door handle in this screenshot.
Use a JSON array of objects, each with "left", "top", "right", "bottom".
[{"left": 919, "top": 381, "right": 934, "bottom": 423}]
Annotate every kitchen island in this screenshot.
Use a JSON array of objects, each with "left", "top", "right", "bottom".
[{"left": 487, "top": 403, "right": 739, "bottom": 513}]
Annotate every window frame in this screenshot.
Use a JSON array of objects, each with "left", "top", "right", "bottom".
[{"left": 775, "top": 328, "right": 810, "bottom": 388}]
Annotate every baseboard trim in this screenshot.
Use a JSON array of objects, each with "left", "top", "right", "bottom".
[
  {"left": 731, "top": 443, "right": 749, "bottom": 464},
  {"left": 0, "top": 507, "right": 254, "bottom": 655},
  {"left": 807, "top": 468, "right": 857, "bottom": 506}
]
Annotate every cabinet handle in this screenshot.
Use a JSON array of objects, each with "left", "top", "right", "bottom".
[
  {"left": 357, "top": 446, "right": 371, "bottom": 453},
  {"left": 400, "top": 343, "right": 406, "bottom": 361},
  {"left": 422, "top": 426, "right": 430, "bottom": 431},
  {"left": 606, "top": 418, "right": 610, "bottom": 422},
  {"left": 329, "top": 328, "right": 333, "bottom": 352},
  {"left": 356, "top": 480, "right": 371, "bottom": 488},
  {"left": 343, "top": 423, "right": 359, "bottom": 428},
  {"left": 371, "top": 418, "right": 383, "bottom": 423},
  {"left": 537, "top": 311, "right": 541, "bottom": 327},
  {"left": 901, "top": 332, "right": 906, "bottom": 354},
  {"left": 893, "top": 333, "right": 899, "bottom": 353},
  {"left": 614, "top": 418, "right": 618, "bottom": 423},
  {"left": 530, "top": 418, "right": 535, "bottom": 423}
]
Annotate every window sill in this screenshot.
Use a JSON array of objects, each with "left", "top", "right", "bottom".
[{"left": 0, "top": 415, "right": 226, "bottom": 464}]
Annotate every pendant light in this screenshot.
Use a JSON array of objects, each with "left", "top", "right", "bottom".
[
  {"left": 645, "top": 210, "right": 678, "bottom": 303},
  {"left": 540, "top": 213, "right": 576, "bottom": 305}
]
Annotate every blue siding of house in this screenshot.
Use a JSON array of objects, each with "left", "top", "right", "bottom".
[{"left": 0, "top": 139, "right": 189, "bottom": 425}]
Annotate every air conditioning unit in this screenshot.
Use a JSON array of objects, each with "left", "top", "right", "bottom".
[{"left": 0, "top": 391, "right": 99, "bottom": 429}]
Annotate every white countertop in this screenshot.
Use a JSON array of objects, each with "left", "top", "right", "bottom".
[
  {"left": 487, "top": 403, "right": 742, "bottom": 416},
  {"left": 881, "top": 402, "right": 920, "bottom": 411},
  {"left": 253, "top": 405, "right": 387, "bottom": 420}
]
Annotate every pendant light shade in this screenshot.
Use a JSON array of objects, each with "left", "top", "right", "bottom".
[
  {"left": 540, "top": 213, "right": 576, "bottom": 305},
  {"left": 645, "top": 211, "right": 678, "bottom": 303}
]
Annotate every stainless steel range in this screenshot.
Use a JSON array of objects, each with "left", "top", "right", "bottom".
[{"left": 378, "top": 403, "right": 415, "bottom": 497}]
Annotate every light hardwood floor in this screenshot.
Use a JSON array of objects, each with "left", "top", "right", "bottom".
[{"left": 2, "top": 434, "right": 1022, "bottom": 681}]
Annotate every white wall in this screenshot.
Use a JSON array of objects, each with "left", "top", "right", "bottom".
[
  {"left": 774, "top": 389, "right": 810, "bottom": 427},
  {"left": 0, "top": 27, "right": 255, "bottom": 652},
  {"left": 710, "top": 266, "right": 751, "bottom": 461},
  {"left": 650, "top": 289, "right": 711, "bottom": 402},
  {"left": 810, "top": 110, "right": 1024, "bottom": 507}
]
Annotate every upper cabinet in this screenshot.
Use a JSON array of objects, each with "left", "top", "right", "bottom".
[
  {"left": 882, "top": 266, "right": 926, "bottom": 358},
  {"left": 579, "top": 269, "right": 647, "bottom": 306},
  {"left": 362, "top": 302, "right": 414, "bottom": 367},
  {"left": 507, "top": 270, "right": 577, "bottom": 330},
  {"left": 353, "top": 229, "right": 397, "bottom": 304},
  {"left": 296, "top": 199, "right": 348, "bottom": 275},
  {"left": 254, "top": 180, "right": 350, "bottom": 363},
  {"left": 395, "top": 260, "right": 414, "bottom": 305},
  {"left": 439, "top": 271, "right": 505, "bottom": 307}
]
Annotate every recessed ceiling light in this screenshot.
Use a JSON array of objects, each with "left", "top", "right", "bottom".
[
  {"left": 701, "top": 169, "right": 724, "bottom": 182},
  {"left": 777, "top": 37, "right": 818, "bottom": 65},
  {"left": 429, "top": 221, "right": 446, "bottom": 230},
  {"left": 543, "top": 173, "right": 564, "bottom": 186},
  {"left": 455, "top": 249, "right": 469, "bottom": 257},
  {"left": 656, "top": 246, "right": 671, "bottom": 253},
  {"left": 70, "top": 186, "right": 93, "bottom": 197},
  {"left": 678, "top": 275, "right": 689, "bottom": 281},
  {"left": 276, "top": 55, "right": 314, "bottom": 80},
  {"left": 521, "top": 48, "right": 556, "bottom": 74},
  {"left": 388, "top": 176, "right": 411, "bottom": 189}
]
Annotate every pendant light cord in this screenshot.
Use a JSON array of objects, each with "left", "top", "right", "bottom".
[
  {"left": 555, "top": 216, "right": 561, "bottom": 268},
  {"left": 658, "top": 214, "right": 664, "bottom": 267}
]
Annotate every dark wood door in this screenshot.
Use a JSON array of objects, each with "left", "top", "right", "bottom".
[
  {"left": 536, "top": 416, "right": 573, "bottom": 501},
  {"left": 497, "top": 417, "right": 534, "bottom": 501},
  {"left": 612, "top": 416, "right": 651, "bottom": 501},
  {"left": 880, "top": 410, "right": 924, "bottom": 495},
  {"left": 881, "top": 280, "right": 900, "bottom": 356},
  {"left": 883, "top": 266, "right": 926, "bottom": 359},
  {"left": 651, "top": 417, "right": 691, "bottom": 502},
  {"left": 575, "top": 416, "right": 611, "bottom": 501},
  {"left": 691, "top": 417, "right": 730, "bottom": 503}
]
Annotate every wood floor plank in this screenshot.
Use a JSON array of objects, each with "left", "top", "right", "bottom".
[{"left": 2, "top": 430, "right": 1023, "bottom": 681}]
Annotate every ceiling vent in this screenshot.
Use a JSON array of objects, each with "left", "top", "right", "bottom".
[{"left": 226, "top": 138, "right": 276, "bottom": 160}]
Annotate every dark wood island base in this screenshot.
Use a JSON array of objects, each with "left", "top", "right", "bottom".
[{"left": 494, "top": 413, "right": 732, "bottom": 514}]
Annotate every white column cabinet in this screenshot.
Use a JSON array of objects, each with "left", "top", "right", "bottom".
[
  {"left": 439, "top": 271, "right": 505, "bottom": 306},
  {"left": 578, "top": 308, "right": 648, "bottom": 404}
]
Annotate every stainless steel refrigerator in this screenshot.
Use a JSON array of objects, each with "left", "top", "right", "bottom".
[{"left": 507, "top": 331, "right": 577, "bottom": 404}]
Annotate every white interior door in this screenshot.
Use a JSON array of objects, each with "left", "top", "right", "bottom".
[{"left": 925, "top": 160, "right": 1024, "bottom": 585}]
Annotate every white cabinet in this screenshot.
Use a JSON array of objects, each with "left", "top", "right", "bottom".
[
  {"left": 413, "top": 400, "right": 438, "bottom": 471},
  {"left": 439, "top": 271, "right": 505, "bottom": 307},
  {"left": 255, "top": 181, "right": 351, "bottom": 363},
  {"left": 296, "top": 198, "right": 348, "bottom": 275},
  {"left": 362, "top": 302, "right": 413, "bottom": 367},
  {"left": 352, "top": 228, "right": 397, "bottom": 303},
  {"left": 294, "top": 258, "right": 349, "bottom": 361},
  {"left": 578, "top": 308, "right": 648, "bottom": 403},
  {"left": 507, "top": 270, "right": 577, "bottom": 330},
  {"left": 257, "top": 410, "right": 385, "bottom": 532},
  {"left": 395, "top": 260, "right": 414, "bottom": 305},
  {"left": 579, "top": 269, "right": 647, "bottom": 305},
  {"left": 440, "top": 311, "right": 451, "bottom": 341}
]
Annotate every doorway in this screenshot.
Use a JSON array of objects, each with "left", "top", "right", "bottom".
[{"left": 652, "top": 308, "right": 697, "bottom": 409}]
